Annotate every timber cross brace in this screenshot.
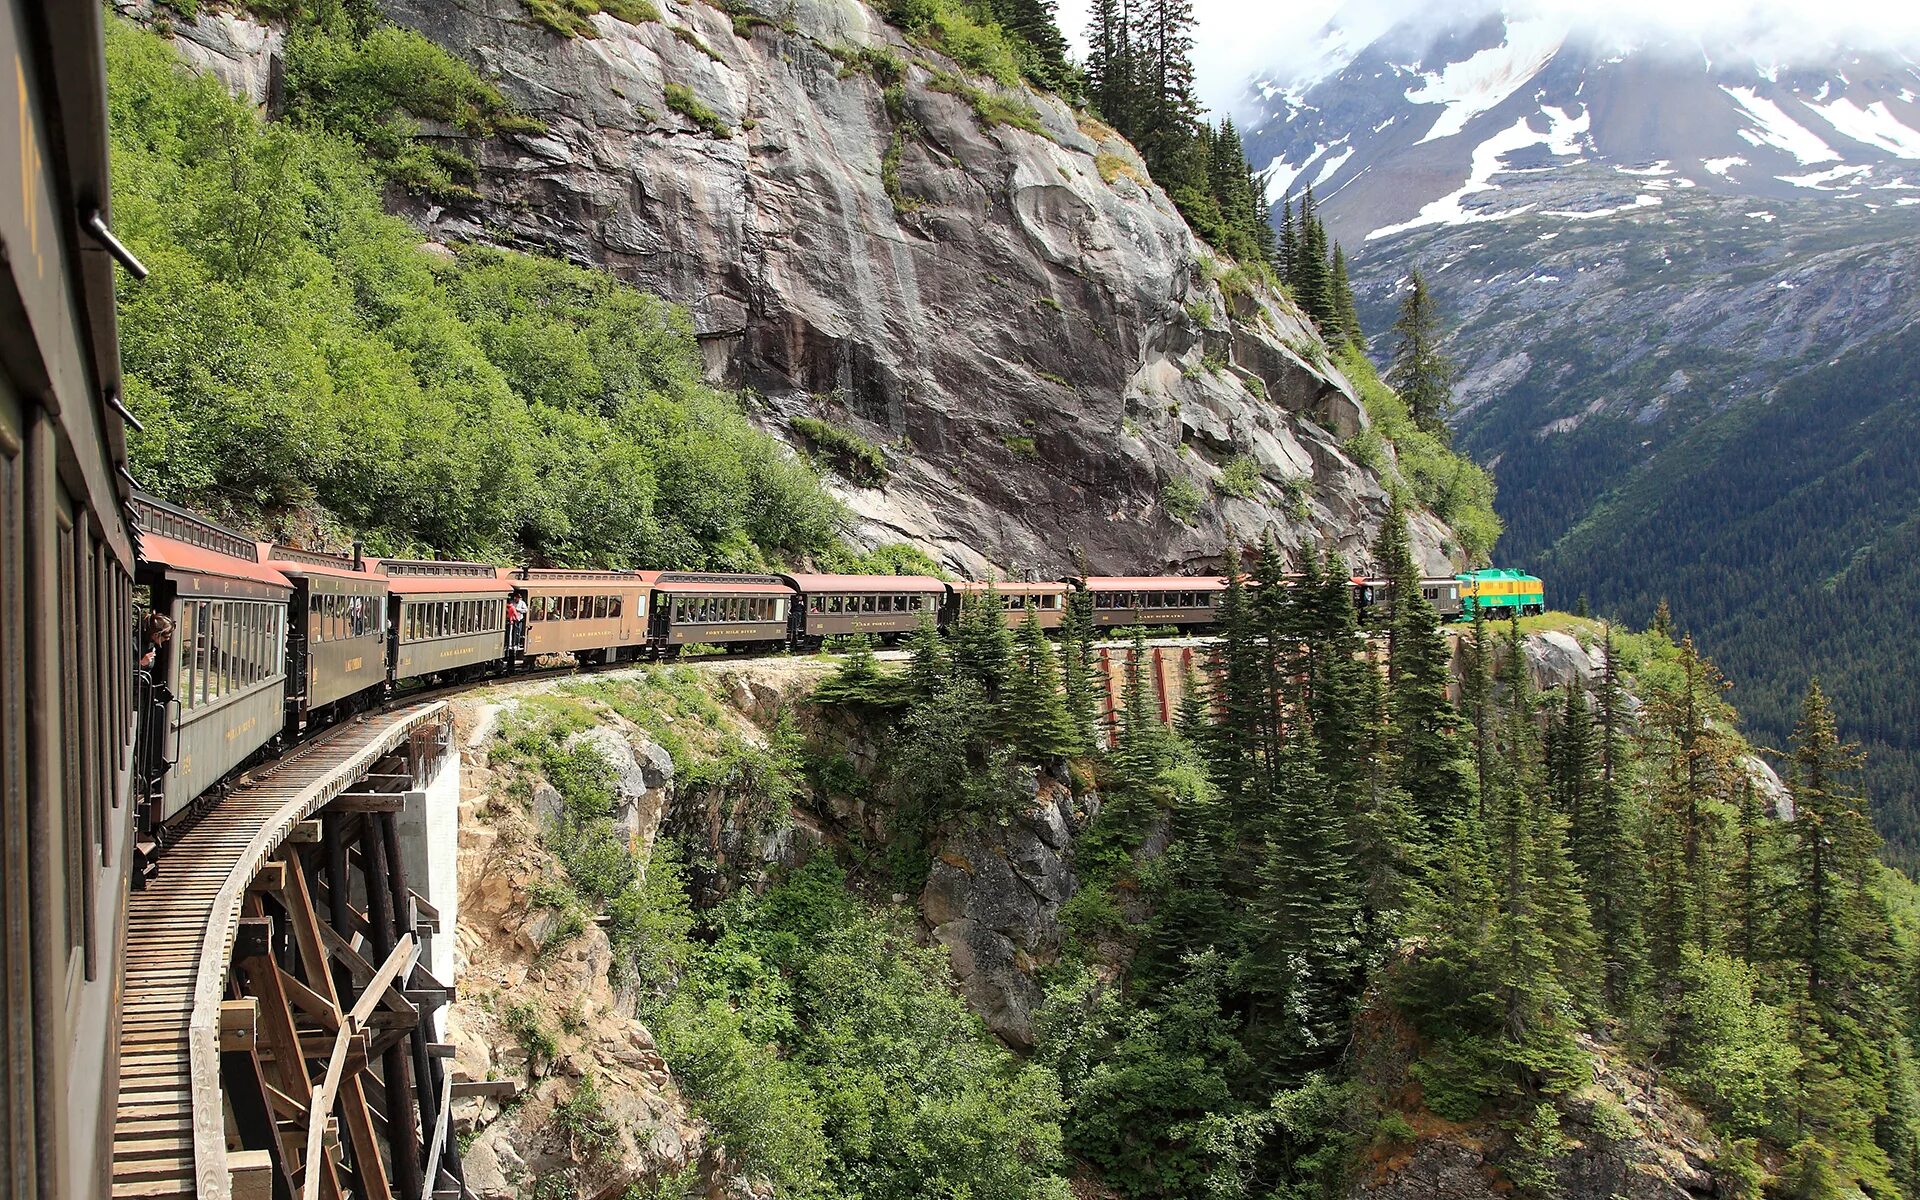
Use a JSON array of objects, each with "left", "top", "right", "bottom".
[{"left": 219, "top": 732, "right": 465, "bottom": 1200}]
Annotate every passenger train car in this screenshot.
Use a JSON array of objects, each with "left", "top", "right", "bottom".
[{"left": 3, "top": 5, "right": 143, "bottom": 1196}]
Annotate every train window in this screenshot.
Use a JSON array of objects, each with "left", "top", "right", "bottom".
[
  {"left": 592, "top": 596, "right": 607, "bottom": 619},
  {"left": 908, "top": 595, "right": 923, "bottom": 612},
  {"left": 560, "top": 596, "right": 576, "bottom": 620},
  {"left": 57, "top": 512, "right": 90, "bottom": 982},
  {"left": 809, "top": 596, "right": 823, "bottom": 614},
  {"left": 609, "top": 596, "right": 623, "bottom": 619}
]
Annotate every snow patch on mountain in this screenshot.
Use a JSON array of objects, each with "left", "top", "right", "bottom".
[
  {"left": 1370, "top": 109, "right": 1591, "bottom": 239},
  {"left": 1407, "top": 16, "right": 1568, "bottom": 144},
  {"left": 1722, "top": 86, "right": 1839, "bottom": 165},
  {"left": 1808, "top": 98, "right": 1920, "bottom": 158}
]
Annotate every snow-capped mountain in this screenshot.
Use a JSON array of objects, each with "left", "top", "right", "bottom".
[{"left": 1241, "top": 8, "right": 1920, "bottom": 245}]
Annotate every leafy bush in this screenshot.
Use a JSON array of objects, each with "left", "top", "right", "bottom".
[
  {"left": 520, "top": 0, "right": 662, "bottom": 38},
  {"left": 109, "top": 19, "right": 844, "bottom": 569},
  {"left": 1162, "top": 476, "right": 1205, "bottom": 525},
  {"left": 663, "top": 82, "right": 733, "bottom": 137},
  {"left": 790, "top": 416, "right": 889, "bottom": 484},
  {"left": 1339, "top": 346, "right": 1502, "bottom": 562},
  {"left": 280, "top": 17, "right": 537, "bottom": 197},
  {"left": 1216, "top": 455, "right": 1260, "bottom": 500}
]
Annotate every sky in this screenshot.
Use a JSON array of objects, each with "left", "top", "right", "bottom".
[{"left": 1053, "top": 0, "right": 1920, "bottom": 117}]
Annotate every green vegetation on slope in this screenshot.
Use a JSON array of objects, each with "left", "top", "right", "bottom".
[
  {"left": 489, "top": 678, "right": 1071, "bottom": 1199},
  {"left": 797, "top": 512, "right": 1920, "bottom": 1198},
  {"left": 109, "top": 17, "right": 842, "bottom": 568},
  {"left": 1542, "top": 322, "right": 1920, "bottom": 874}
]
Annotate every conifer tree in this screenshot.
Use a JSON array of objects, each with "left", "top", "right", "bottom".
[
  {"left": 1242, "top": 731, "right": 1361, "bottom": 1073},
  {"left": 1114, "top": 627, "right": 1169, "bottom": 784},
  {"left": 953, "top": 584, "right": 1016, "bottom": 714},
  {"left": 1009, "top": 607, "right": 1078, "bottom": 760},
  {"left": 1210, "top": 544, "right": 1263, "bottom": 817},
  {"left": 1386, "top": 268, "right": 1457, "bottom": 438},
  {"left": 1278, "top": 198, "right": 1298, "bottom": 281},
  {"left": 812, "top": 635, "right": 896, "bottom": 708},
  {"left": 902, "top": 614, "right": 949, "bottom": 704},
  {"left": 1374, "top": 496, "right": 1469, "bottom": 839},
  {"left": 1060, "top": 580, "right": 1102, "bottom": 754},
  {"left": 1644, "top": 636, "right": 1737, "bottom": 982},
  {"left": 1330, "top": 243, "right": 1363, "bottom": 347},
  {"left": 1463, "top": 605, "right": 1496, "bottom": 817},
  {"left": 1588, "top": 625, "right": 1647, "bottom": 1008},
  {"left": 1786, "top": 680, "right": 1874, "bottom": 1018}
]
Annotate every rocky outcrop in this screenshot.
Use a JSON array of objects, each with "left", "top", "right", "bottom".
[
  {"left": 920, "top": 766, "right": 1090, "bottom": 1047},
  {"left": 370, "top": 0, "right": 1462, "bottom": 574},
  {"left": 564, "top": 724, "right": 674, "bottom": 853},
  {"left": 1351, "top": 1023, "right": 1722, "bottom": 1200},
  {"left": 446, "top": 701, "right": 704, "bottom": 1200},
  {"left": 119, "top": 0, "right": 1459, "bottom": 575}
]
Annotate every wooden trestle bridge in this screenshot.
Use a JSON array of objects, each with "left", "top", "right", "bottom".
[{"left": 110, "top": 702, "right": 469, "bottom": 1200}]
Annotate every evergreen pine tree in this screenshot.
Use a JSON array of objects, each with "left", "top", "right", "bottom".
[
  {"left": 1278, "top": 198, "right": 1298, "bottom": 281},
  {"left": 1009, "top": 607, "right": 1077, "bottom": 760},
  {"left": 1463, "top": 605, "right": 1496, "bottom": 818},
  {"left": 1060, "top": 579, "right": 1102, "bottom": 754},
  {"left": 1374, "top": 496, "right": 1470, "bottom": 841},
  {"left": 1589, "top": 625, "right": 1648, "bottom": 1009},
  {"left": 1330, "top": 243, "right": 1363, "bottom": 348},
  {"left": 1386, "top": 268, "right": 1457, "bottom": 438},
  {"left": 1241, "top": 731, "right": 1361, "bottom": 1074},
  {"left": 1210, "top": 544, "right": 1263, "bottom": 818}
]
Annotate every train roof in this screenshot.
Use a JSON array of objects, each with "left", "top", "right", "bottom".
[
  {"left": 1459, "top": 568, "right": 1542, "bottom": 583},
  {"left": 950, "top": 580, "right": 1069, "bottom": 595},
  {"left": 266, "top": 544, "right": 382, "bottom": 582},
  {"left": 1075, "top": 576, "right": 1228, "bottom": 591},
  {"left": 653, "top": 572, "right": 794, "bottom": 596},
  {"left": 780, "top": 573, "right": 946, "bottom": 593},
  {"left": 519, "top": 568, "right": 659, "bottom": 587},
  {"left": 375, "top": 559, "right": 511, "bottom": 596},
  {"left": 139, "top": 533, "right": 292, "bottom": 593}
]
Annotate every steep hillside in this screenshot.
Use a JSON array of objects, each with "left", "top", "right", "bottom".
[
  {"left": 1237, "top": 3, "right": 1920, "bottom": 853},
  {"left": 366, "top": 0, "right": 1468, "bottom": 574}
]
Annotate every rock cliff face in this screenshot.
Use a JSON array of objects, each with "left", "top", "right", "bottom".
[
  {"left": 373, "top": 0, "right": 1461, "bottom": 574},
  {"left": 124, "top": 0, "right": 1457, "bottom": 575}
]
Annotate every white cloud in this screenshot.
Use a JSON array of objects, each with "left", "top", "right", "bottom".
[{"left": 1054, "top": 0, "right": 1920, "bottom": 117}]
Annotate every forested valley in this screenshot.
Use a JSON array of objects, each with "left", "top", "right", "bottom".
[{"left": 488, "top": 497, "right": 1920, "bottom": 1200}]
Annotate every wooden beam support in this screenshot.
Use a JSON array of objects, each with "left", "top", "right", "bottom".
[
  {"left": 287, "top": 820, "right": 324, "bottom": 845},
  {"left": 330, "top": 792, "right": 405, "bottom": 813},
  {"left": 220, "top": 999, "right": 259, "bottom": 1054}
]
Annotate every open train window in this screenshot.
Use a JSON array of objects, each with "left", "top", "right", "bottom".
[{"left": 609, "top": 596, "right": 623, "bottom": 619}]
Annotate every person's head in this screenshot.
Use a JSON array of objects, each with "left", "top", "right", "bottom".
[{"left": 145, "top": 612, "right": 174, "bottom": 646}]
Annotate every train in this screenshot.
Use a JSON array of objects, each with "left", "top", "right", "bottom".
[
  {"left": 127, "top": 489, "right": 1547, "bottom": 851},
  {"left": 3, "top": 4, "right": 145, "bottom": 1197}
]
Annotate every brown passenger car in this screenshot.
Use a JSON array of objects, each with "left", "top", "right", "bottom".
[
  {"left": 519, "top": 568, "right": 654, "bottom": 663},
  {"left": 783, "top": 573, "right": 947, "bottom": 642},
  {"left": 1350, "top": 576, "right": 1464, "bottom": 622},
  {"left": 651, "top": 573, "right": 795, "bottom": 649},
  {"left": 948, "top": 580, "right": 1070, "bottom": 630},
  {"left": 1075, "top": 576, "right": 1227, "bottom": 628},
  {"left": 269, "top": 544, "right": 389, "bottom": 720},
  {"left": 381, "top": 560, "right": 511, "bottom": 682}
]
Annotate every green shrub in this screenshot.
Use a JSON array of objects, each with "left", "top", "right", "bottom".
[
  {"left": 556, "top": 1075, "right": 622, "bottom": 1155},
  {"left": 280, "top": 18, "right": 538, "bottom": 197},
  {"left": 925, "top": 68, "right": 1044, "bottom": 134},
  {"left": 663, "top": 82, "right": 733, "bottom": 137},
  {"left": 520, "top": 0, "right": 661, "bottom": 37},
  {"left": 1162, "top": 476, "right": 1205, "bottom": 525},
  {"left": 109, "top": 19, "right": 846, "bottom": 570},
  {"left": 1004, "top": 434, "right": 1038, "bottom": 458},
  {"left": 790, "top": 415, "right": 888, "bottom": 484},
  {"left": 1215, "top": 455, "right": 1260, "bottom": 500},
  {"left": 503, "top": 999, "right": 560, "bottom": 1065},
  {"left": 1338, "top": 345, "right": 1502, "bottom": 562}
]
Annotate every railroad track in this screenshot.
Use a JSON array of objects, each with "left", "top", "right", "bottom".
[{"left": 112, "top": 703, "right": 450, "bottom": 1200}]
